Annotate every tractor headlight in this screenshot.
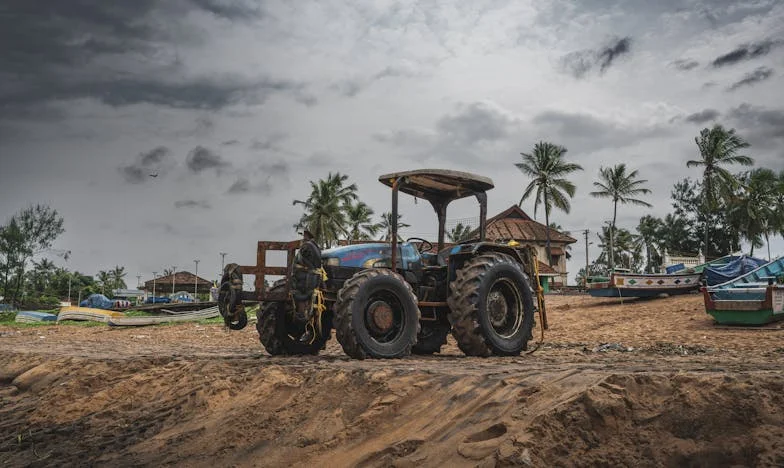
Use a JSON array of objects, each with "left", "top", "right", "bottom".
[{"left": 325, "top": 257, "right": 340, "bottom": 267}]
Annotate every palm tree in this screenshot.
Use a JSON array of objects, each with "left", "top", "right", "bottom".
[
  {"left": 728, "top": 168, "right": 777, "bottom": 257},
  {"left": 687, "top": 125, "right": 753, "bottom": 257},
  {"left": 515, "top": 141, "right": 583, "bottom": 265},
  {"left": 378, "top": 212, "right": 410, "bottom": 242},
  {"left": 636, "top": 215, "right": 665, "bottom": 272},
  {"left": 775, "top": 170, "right": 784, "bottom": 242},
  {"left": 345, "top": 201, "right": 380, "bottom": 241},
  {"left": 28, "top": 258, "right": 56, "bottom": 295},
  {"left": 447, "top": 223, "right": 474, "bottom": 243},
  {"left": 96, "top": 270, "right": 111, "bottom": 294},
  {"left": 110, "top": 265, "right": 127, "bottom": 291},
  {"left": 590, "top": 164, "right": 652, "bottom": 271},
  {"left": 293, "top": 172, "right": 358, "bottom": 248}
]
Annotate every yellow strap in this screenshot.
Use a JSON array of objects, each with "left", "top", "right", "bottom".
[{"left": 304, "top": 268, "right": 329, "bottom": 344}]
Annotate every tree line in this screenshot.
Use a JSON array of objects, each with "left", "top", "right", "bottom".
[
  {"left": 292, "top": 172, "right": 475, "bottom": 248},
  {"left": 516, "top": 124, "right": 783, "bottom": 279},
  {"left": 0, "top": 204, "right": 129, "bottom": 306}
]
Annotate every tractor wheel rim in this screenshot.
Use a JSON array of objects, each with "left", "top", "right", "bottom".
[
  {"left": 363, "top": 291, "right": 404, "bottom": 343},
  {"left": 367, "top": 300, "right": 395, "bottom": 334},
  {"left": 486, "top": 278, "right": 523, "bottom": 338}
]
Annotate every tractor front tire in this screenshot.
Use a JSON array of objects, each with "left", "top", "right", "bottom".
[
  {"left": 256, "top": 286, "right": 330, "bottom": 356},
  {"left": 447, "top": 253, "right": 535, "bottom": 357},
  {"left": 334, "top": 269, "right": 420, "bottom": 359}
]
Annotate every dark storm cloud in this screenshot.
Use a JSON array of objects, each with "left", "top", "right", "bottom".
[
  {"left": 727, "top": 67, "right": 774, "bottom": 91},
  {"left": 728, "top": 104, "right": 784, "bottom": 139},
  {"left": 227, "top": 178, "right": 251, "bottom": 194},
  {"left": 226, "top": 177, "right": 272, "bottom": 194},
  {"left": 672, "top": 59, "right": 699, "bottom": 71},
  {"left": 261, "top": 161, "right": 289, "bottom": 175},
  {"left": 140, "top": 146, "right": 171, "bottom": 166},
  {"left": 532, "top": 109, "right": 669, "bottom": 152},
  {"left": 435, "top": 102, "right": 515, "bottom": 144},
  {"left": 188, "top": 0, "right": 265, "bottom": 20},
  {"left": 711, "top": 40, "right": 782, "bottom": 67},
  {"left": 0, "top": 1, "right": 306, "bottom": 118},
  {"left": 174, "top": 200, "right": 212, "bottom": 209},
  {"left": 560, "top": 37, "right": 632, "bottom": 78},
  {"left": 119, "top": 166, "right": 147, "bottom": 185},
  {"left": 185, "top": 146, "right": 229, "bottom": 173},
  {"left": 597, "top": 37, "right": 632, "bottom": 73},
  {"left": 685, "top": 109, "right": 720, "bottom": 124},
  {"left": 119, "top": 146, "right": 175, "bottom": 184}
]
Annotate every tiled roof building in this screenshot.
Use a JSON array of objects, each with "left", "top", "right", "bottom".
[{"left": 483, "top": 205, "right": 576, "bottom": 288}]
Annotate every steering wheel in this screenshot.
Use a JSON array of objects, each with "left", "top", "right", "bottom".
[{"left": 406, "top": 237, "right": 433, "bottom": 254}]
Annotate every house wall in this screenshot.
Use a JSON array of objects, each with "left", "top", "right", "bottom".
[{"left": 517, "top": 241, "right": 569, "bottom": 286}]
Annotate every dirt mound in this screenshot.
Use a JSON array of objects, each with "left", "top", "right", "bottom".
[
  {"left": 2, "top": 353, "right": 783, "bottom": 467},
  {"left": 525, "top": 374, "right": 784, "bottom": 467},
  {"left": 2, "top": 294, "right": 784, "bottom": 466}
]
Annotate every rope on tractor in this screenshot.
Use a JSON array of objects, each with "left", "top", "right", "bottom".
[
  {"left": 300, "top": 267, "right": 329, "bottom": 345},
  {"left": 526, "top": 250, "right": 547, "bottom": 355}
]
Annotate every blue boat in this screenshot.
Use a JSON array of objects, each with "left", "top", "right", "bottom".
[
  {"left": 703, "top": 257, "right": 784, "bottom": 325},
  {"left": 707, "top": 257, "right": 784, "bottom": 300},
  {"left": 703, "top": 255, "right": 769, "bottom": 287}
]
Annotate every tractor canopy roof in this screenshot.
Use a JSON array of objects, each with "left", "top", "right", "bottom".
[{"left": 378, "top": 169, "right": 494, "bottom": 203}]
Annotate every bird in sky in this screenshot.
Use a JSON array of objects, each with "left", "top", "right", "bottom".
[{"left": 149, "top": 173, "right": 158, "bottom": 178}]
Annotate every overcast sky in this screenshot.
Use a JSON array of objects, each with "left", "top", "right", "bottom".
[{"left": 1, "top": 0, "right": 783, "bottom": 287}]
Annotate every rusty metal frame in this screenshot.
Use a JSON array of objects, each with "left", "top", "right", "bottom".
[{"left": 238, "top": 240, "right": 300, "bottom": 302}]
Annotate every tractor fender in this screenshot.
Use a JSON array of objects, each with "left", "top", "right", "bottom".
[{"left": 447, "top": 242, "right": 528, "bottom": 282}]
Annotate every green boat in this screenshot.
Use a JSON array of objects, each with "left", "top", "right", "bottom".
[{"left": 702, "top": 284, "right": 784, "bottom": 326}]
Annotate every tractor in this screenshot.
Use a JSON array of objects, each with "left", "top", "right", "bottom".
[{"left": 218, "top": 169, "right": 545, "bottom": 359}]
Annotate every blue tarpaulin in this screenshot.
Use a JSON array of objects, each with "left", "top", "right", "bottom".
[
  {"left": 666, "top": 263, "right": 685, "bottom": 274},
  {"left": 79, "top": 294, "right": 115, "bottom": 310},
  {"left": 704, "top": 255, "right": 768, "bottom": 286}
]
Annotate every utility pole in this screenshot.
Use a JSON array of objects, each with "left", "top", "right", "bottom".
[
  {"left": 583, "top": 229, "right": 590, "bottom": 290},
  {"left": 67, "top": 275, "right": 72, "bottom": 305},
  {"left": 171, "top": 266, "right": 177, "bottom": 295},
  {"left": 136, "top": 274, "right": 141, "bottom": 288},
  {"left": 152, "top": 271, "right": 157, "bottom": 302},
  {"left": 219, "top": 252, "right": 227, "bottom": 282},
  {"left": 194, "top": 259, "right": 200, "bottom": 299}
]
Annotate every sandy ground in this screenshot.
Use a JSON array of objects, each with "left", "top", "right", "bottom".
[{"left": 1, "top": 293, "right": 783, "bottom": 467}]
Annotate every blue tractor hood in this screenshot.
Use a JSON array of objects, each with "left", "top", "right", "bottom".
[
  {"left": 322, "top": 242, "right": 422, "bottom": 269},
  {"left": 322, "top": 243, "right": 394, "bottom": 268}
]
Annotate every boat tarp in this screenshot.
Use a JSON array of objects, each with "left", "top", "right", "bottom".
[
  {"left": 15, "top": 311, "right": 58, "bottom": 323},
  {"left": 58, "top": 306, "right": 125, "bottom": 322},
  {"left": 79, "top": 294, "right": 116, "bottom": 310},
  {"left": 704, "top": 255, "right": 769, "bottom": 286}
]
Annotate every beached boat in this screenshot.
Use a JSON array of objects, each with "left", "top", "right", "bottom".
[
  {"left": 702, "top": 255, "right": 768, "bottom": 286},
  {"left": 587, "top": 270, "right": 702, "bottom": 298},
  {"left": 702, "top": 284, "right": 784, "bottom": 326},
  {"left": 702, "top": 257, "right": 784, "bottom": 325}
]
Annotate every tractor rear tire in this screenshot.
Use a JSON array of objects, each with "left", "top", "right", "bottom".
[
  {"left": 334, "top": 269, "right": 420, "bottom": 359},
  {"left": 447, "top": 253, "right": 535, "bottom": 357},
  {"left": 256, "top": 286, "right": 330, "bottom": 356},
  {"left": 411, "top": 324, "right": 451, "bottom": 355}
]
